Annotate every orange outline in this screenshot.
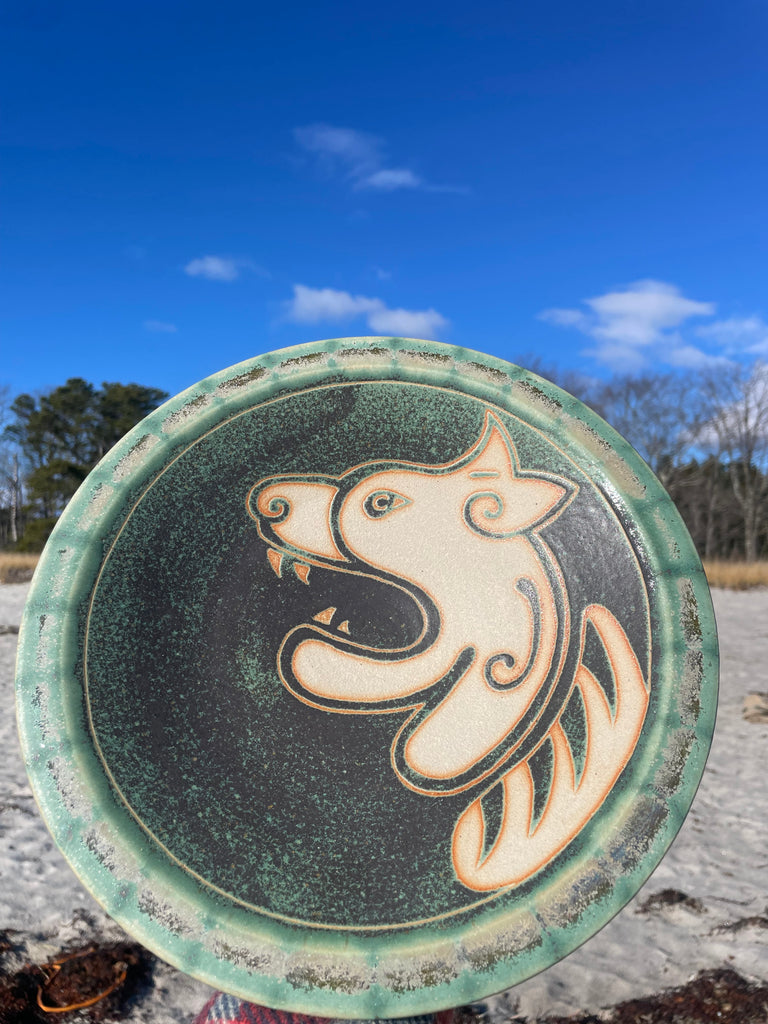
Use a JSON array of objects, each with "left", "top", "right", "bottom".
[
  {"left": 451, "top": 605, "right": 649, "bottom": 891},
  {"left": 82, "top": 379, "right": 654, "bottom": 930}
]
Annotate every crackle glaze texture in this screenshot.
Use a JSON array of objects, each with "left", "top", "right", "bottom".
[{"left": 16, "top": 338, "right": 718, "bottom": 1018}]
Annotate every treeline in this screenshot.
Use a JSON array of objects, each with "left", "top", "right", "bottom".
[
  {"left": 0, "top": 378, "right": 167, "bottom": 550},
  {"left": 2, "top": 362, "right": 768, "bottom": 560},
  {"left": 516, "top": 357, "right": 768, "bottom": 563}
]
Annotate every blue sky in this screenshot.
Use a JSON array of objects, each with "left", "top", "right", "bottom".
[{"left": 2, "top": 0, "right": 767, "bottom": 401}]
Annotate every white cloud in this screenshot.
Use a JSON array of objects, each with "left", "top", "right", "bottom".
[
  {"left": 293, "top": 123, "right": 464, "bottom": 194},
  {"left": 540, "top": 280, "right": 716, "bottom": 371},
  {"left": 184, "top": 255, "right": 240, "bottom": 281},
  {"left": 284, "top": 284, "right": 448, "bottom": 339},
  {"left": 360, "top": 168, "right": 422, "bottom": 191},
  {"left": 664, "top": 344, "right": 731, "bottom": 369},
  {"left": 293, "top": 124, "right": 380, "bottom": 177},
  {"left": 697, "top": 316, "right": 768, "bottom": 355},
  {"left": 580, "top": 341, "right": 648, "bottom": 375},
  {"left": 184, "top": 255, "right": 268, "bottom": 282},
  {"left": 588, "top": 282, "right": 713, "bottom": 346},
  {"left": 287, "top": 285, "right": 381, "bottom": 323},
  {"left": 367, "top": 305, "right": 448, "bottom": 338},
  {"left": 143, "top": 320, "right": 178, "bottom": 333},
  {"left": 539, "top": 308, "right": 586, "bottom": 328}
]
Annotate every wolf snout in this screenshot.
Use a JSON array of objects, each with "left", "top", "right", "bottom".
[{"left": 247, "top": 479, "right": 346, "bottom": 562}]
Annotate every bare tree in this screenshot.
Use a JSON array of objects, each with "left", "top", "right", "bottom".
[
  {"left": 0, "top": 385, "right": 22, "bottom": 545},
  {"left": 699, "top": 361, "right": 768, "bottom": 562},
  {"left": 591, "top": 371, "right": 705, "bottom": 488},
  {"left": 670, "top": 456, "right": 743, "bottom": 561},
  {"left": 513, "top": 353, "right": 601, "bottom": 408}
]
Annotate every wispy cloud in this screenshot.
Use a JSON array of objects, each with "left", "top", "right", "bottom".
[
  {"left": 665, "top": 344, "right": 730, "bottom": 370},
  {"left": 284, "top": 284, "right": 448, "bottom": 339},
  {"left": 364, "top": 168, "right": 422, "bottom": 191},
  {"left": 185, "top": 255, "right": 240, "bottom": 281},
  {"left": 184, "top": 255, "right": 268, "bottom": 282},
  {"left": 143, "top": 319, "right": 178, "bottom": 334},
  {"left": 696, "top": 316, "right": 768, "bottom": 356},
  {"left": 540, "top": 280, "right": 721, "bottom": 371},
  {"left": 293, "top": 123, "right": 467, "bottom": 194},
  {"left": 294, "top": 124, "right": 380, "bottom": 178}
]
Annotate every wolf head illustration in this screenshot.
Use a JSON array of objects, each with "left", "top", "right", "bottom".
[
  {"left": 248, "top": 412, "right": 577, "bottom": 794},
  {"left": 247, "top": 409, "right": 649, "bottom": 892}
]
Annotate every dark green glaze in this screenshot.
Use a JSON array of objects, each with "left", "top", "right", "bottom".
[{"left": 16, "top": 338, "right": 718, "bottom": 1017}]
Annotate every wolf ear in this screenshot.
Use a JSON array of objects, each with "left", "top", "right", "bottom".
[{"left": 463, "top": 415, "right": 574, "bottom": 538}]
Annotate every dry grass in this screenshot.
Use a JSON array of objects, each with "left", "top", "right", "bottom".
[
  {"left": 703, "top": 560, "right": 768, "bottom": 590},
  {"left": 0, "top": 552, "right": 39, "bottom": 584},
  {"left": 3, "top": 552, "right": 767, "bottom": 590}
]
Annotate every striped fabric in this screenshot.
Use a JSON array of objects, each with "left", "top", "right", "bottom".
[{"left": 193, "top": 993, "right": 456, "bottom": 1024}]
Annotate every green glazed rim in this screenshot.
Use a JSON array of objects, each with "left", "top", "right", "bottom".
[{"left": 16, "top": 338, "right": 718, "bottom": 1018}]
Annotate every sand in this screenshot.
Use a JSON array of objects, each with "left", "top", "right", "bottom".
[
  {"left": 0, "top": 583, "right": 215, "bottom": 1022},
  {"left": 2, "top": 582, "right": 767, "bottom": 1022}
]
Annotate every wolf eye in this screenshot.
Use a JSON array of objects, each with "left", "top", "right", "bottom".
[{"left": 363, "top": 490, "right": 411, "bottom": 519}]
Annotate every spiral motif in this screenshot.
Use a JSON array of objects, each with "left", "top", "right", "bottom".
[
  {"left": 484, "top": 652, "right": 519, "bottom": 690},
  {"left": 264, "top": 496, "right": 291, "bottom": 523},
  {"left": 483, "top": 578, "right": 541, "bottom": 691},
  {"left": 463, "top": 490, "right": 505, "bottom": 538}
]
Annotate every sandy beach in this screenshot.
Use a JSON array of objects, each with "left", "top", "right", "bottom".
[{"left": 2, "top": 581, "right": 767, "bottom": 1022}]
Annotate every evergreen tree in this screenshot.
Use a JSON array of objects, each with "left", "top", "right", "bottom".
[{"left": 3, "top": 378, "right": 167, "bottom": 546}]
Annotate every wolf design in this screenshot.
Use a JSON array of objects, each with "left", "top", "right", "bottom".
[{"left": 247, "top": 411, "right": 649, "bottom": 892}]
